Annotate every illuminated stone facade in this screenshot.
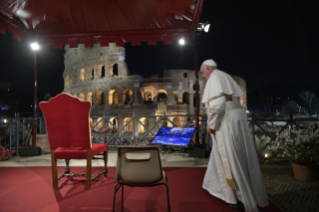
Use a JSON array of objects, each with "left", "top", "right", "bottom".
[{"left": 63, "top": 44, "right": 247, "bottom": 133}]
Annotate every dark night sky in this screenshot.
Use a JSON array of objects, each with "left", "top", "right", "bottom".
[{"left": 1, "top": 0, "right": 319, "bottom": 110}]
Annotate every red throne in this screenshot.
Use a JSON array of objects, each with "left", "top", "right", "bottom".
[{"left": 40, "top": 93, "right": 109, "bottom": 190}]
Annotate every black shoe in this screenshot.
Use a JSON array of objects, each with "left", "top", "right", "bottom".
[{"left": 229, "top": 201, "right": 245, "bottom": 211}]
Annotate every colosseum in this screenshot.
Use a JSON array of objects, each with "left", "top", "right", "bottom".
[{"left": 62, "top": 43, "right": 246, "bottom": 141}]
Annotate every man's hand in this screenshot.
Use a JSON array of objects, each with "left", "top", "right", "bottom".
[{"left": 206, "top": 125, "right": 215, "bottom": 135}]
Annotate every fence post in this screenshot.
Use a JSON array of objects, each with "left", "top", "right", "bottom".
[
  {"left": 5, "top": 124, "right": 7, "bottom": 148},
  {"left": 103, "top": 111, "right": 106, "bottom": 129},
  {"left": 16, "top": 113, "right": 19, "bottom": 156},
  {"left": 9, "top": 117, "right": 12, "bottom": 151},
  {"left": 133, "top": 111, "right": 136, "bottom": 144},
  {"left": 252, "top": 114, "right": 256, "bottom": 147},
  {"left": 163, "top": 111, "right": 167, "bottom": 127}
]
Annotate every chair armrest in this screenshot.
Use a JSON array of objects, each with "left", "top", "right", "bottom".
[{"left": 91, "top": 128, "right": 111, "bottom": 134}]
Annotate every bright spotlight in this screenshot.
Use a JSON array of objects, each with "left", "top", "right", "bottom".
[
  {"left": 203, "top": 24, "right": 210, "bottom": 32},
  {"left": 30, "top": 42, "right": 40, "bottom": 51},
  {"left": 197, "top": 22, "right": 210, "bottom": 33},
  {"left": 264, "top": 153, "right": 268, "bottom": 158},
  {"left": 4, "top": 119, "right": 7, "bottom": 123},
  {"left": 179, "top": 38, "right": 186, "bottom": 45}
]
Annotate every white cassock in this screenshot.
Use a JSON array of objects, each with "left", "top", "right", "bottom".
[{"left": 202, "top": 70, "right": 268, "bottom": 212}]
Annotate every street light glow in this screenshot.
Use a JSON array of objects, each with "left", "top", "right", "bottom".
[
  {"left": 30, "top": 42, "right": 40, "bottom": 51},
  {"left": 4, "top": 119, "right": 7, "bottom": 123},
  {"left": 179, "top": 38, "right": 186, "bottom": 45}
]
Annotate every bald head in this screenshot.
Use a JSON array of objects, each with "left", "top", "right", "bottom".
[{"left": 200, "top": 59, "right": 218, "bottom": 80}]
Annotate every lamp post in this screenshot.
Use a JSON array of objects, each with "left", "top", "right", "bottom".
[
  {"left": 177, "top": 22, "right": 210, "bottom": 146},
  {"left": 30, "top": 42, "right": 39, "bottom": 147}
]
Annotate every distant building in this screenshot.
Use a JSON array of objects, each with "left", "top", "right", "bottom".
[{"left": 62, "top": 44, "right": 247, "bottom": 133}]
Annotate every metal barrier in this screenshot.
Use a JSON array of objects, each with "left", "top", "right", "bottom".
[
  {"left": 0, "top": 113, "right": 209, "bottom": 155},
  {"left": 90, "top": 112, "right": 208, "bottom": 148},
  {"left": 3, "top": 111, "right": 317, "bottom": 158},
  {"left": 248, "top": 113, "right": 319, "bottom": 157}
]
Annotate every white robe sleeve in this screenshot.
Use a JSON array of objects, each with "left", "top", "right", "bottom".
[{"left": 206, "top": 96, "right": 226, "bottom": 130}]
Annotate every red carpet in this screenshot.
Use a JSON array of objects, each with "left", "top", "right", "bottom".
[{"left": 0, "top": 167, "right": 282, "bottom": 212}]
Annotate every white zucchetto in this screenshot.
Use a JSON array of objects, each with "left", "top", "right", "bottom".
[{"left": 202, "top": 59, "right": 217, "bottom": 67}]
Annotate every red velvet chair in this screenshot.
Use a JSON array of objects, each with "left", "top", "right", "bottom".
[{"left": 40, "top": 93, "right": 109, "bottom": 190}]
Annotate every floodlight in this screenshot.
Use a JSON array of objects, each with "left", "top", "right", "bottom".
[
  {"left": 197, "top": 22, "right": 210, "bottom": 33},
  {"left": 203, "top": 24, "right": 210, "bottom": 32},
  {"left": 30, "top": 42, "right": 40, "bottom": 51},
  {"left": 179, "top": 38, "right": 186, "bottom": 45}
]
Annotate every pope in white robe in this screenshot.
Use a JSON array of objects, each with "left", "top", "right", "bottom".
[{"left": 200, "top": 59, "right": 268, "bottom": 212}]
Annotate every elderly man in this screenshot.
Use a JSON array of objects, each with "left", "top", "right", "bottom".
[{"left": 201, "top": 59, "right": 268, "bottom": 212}]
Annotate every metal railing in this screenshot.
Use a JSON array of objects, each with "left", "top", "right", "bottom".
[
  {"left": 0, "top": 113, "right": 209, "bottom": 155},
  {"left": 2, "top": 112, "right": 317, "bottom": 158},
  {"left": 90, "top": 112, "right": 208, "bottom": 149},
  {"left": 248, "top": 113, "right": 319, "bottom": 157}
]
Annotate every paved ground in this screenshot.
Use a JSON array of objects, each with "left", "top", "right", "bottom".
[
  {"left": 1, "top": 151, "right": 319, "bottom": 212},
  {"left": 260, "top": 162, "right": 319, "bottom": 212}
]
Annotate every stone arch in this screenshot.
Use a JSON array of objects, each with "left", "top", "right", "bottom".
[
  {"left": 89, "top": 118, "right": 93, "bottom": 128},
  {"left": 90, "top": 68, "right": 94, "bottom": 80},
  {"left": 173, "top": 91, "right": 179, "bottom": 103},
  {"left": 173, "top": 117, "right": 181, "bottom": 127},
  {"left": 138, "top": 117, "right": 149, "bottom": 133},
  {"left": 98, "top": 64, "right": 105, "bottom": 79},
  {"left": 87, "top": 92, "right": 93, "bottom": 105},
  {"left": 109, "top": 89, "right": 118, "bottom": 105},
  {"left": 110, "top": 63, "right": 118, "bottom": 77},
  {"left": 183, "top": 92, "right": 190, "bottom": 105},
  {"left": 123, "top": 117, "right": 133, "bottom": 133},
  {"left": 123, "top": 89, "right": 133, "bottom": 105},
  {"left": 97, "top": 117, "right": 104, "bottom": 130},
  {"left": 240, "top": 96, "right": 244, "bottom": 107},
  {"left": 158, "top": 89, "right": 167, "bottom": 103},
  {"left": 97, "top": 91, "right": 104, "bottom": 106},
  {"left": 80, "top": 69, "right": 85, "bottom": 81},
  {"left": 109, "top": 117, "right": 118, "bottom": 133},
  {"left": 79, "top": 93, "right": 84, "bottom": 101},
  {"left": 101, "top": 66, "right": 105, "bottom": 78},
  {"left": 144, "top": 91, "right": 152, "bottom": 101}
]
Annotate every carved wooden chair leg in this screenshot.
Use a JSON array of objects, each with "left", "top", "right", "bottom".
[
  {"left": 50, "top": 149, "right": 58, "bottom": 190},
  {"left": 86, "top": 149, "right": 92, "bottom": 190},
  {"left": 65, "top": 159, "right": 70, "bottom": 174}
]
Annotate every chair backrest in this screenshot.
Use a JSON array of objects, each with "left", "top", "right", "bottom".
[
  {"left": 39, "top": 93, "right": 92, "bottom": 149},
  {"left": 116, "top": 146, "right": 163, "bottom": 186}
]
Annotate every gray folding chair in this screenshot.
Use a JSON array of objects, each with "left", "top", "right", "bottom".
[{"left": 112, "top": 146, "right": 170, "bottom": 212}]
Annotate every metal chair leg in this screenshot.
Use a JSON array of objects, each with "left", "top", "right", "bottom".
[
  {"left": 165, "top": 183, "right": 171, "bottom": 212},
  {"left": 121, "top": 184, "right": 124, "bottom": 212},
  {"left": 112, "top": 183, "right": 122, "bottom": 212}
]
